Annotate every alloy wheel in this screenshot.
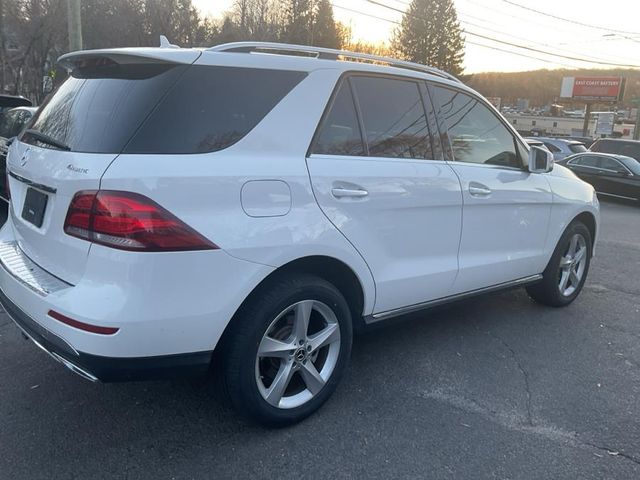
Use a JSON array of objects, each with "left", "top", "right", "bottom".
[
  {"left": 255, "top": 300, "right": 341, "bottom": 409},
  {"left": 558, "top": 233, "right": 588, "bottom": 297}
]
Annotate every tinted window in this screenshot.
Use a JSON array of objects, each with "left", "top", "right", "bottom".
[
  {"left": 575, "top": 156, "right": 600, "bottom": 167},
  {"left": 23, "top": 63, "right": 305, "bottom": 155},
  {"left": 313, "top": 80, "right": 365, "bottom": 156},
  {"left": 599, "top": 157, "right": 627, "bottom": 173},
  {"left": 351, "top": 76, "right": 433, "bottom": 159},
  {"left": 591, "top": 139, "right": 640, "bottom": 160},
  {"left": 0, "top": 111, "right": 17, "bottom": 138},
  {"left": 127, "top": 66, "right": 306, "bottom": 154},
  {"left": 569, "top": 143, "right": 587, "bottom": 153},
  {"left": 431, "top": 85, "right": 521, "bottom": 168},
  {"left": 24, "top": 62, "right": 187, "bottom": 153}
]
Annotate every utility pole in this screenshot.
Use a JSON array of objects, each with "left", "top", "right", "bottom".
[
  {"left": 632, "top": 98, "right": 640, "bottom": 141},
  {"left": 582, "top": 102, "right": 592, "bottom": 138},
  {"left": 67, "top": 0, "right": 83, "bottom": 52}
]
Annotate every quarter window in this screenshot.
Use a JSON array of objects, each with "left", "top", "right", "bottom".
[
  {"left": 351, "top": 76, "right": 434, "bottom": 160},
  {"left": 313, "top": 80, "right": 365, "bottom": 156},
  {"left": 431, "top": 85, "right": 522, "bottom": 169}
]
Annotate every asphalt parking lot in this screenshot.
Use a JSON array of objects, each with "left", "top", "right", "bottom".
[{"left": 1, "top": 199, "right": 639, "bottom": 479}]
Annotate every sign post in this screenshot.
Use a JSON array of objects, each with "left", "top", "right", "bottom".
[{"left": 632, "top": 98, "right": 640, "bottom": 141}]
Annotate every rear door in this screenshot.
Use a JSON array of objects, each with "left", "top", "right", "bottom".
[
  {"left": 428, "top": 83, "right": 552, "bottom": 293},
  {"left": 307, "top": 74, "right": 462, "bottom": 314},
  {"left": 6, "top": 52, "right": 199, "bottom": 284}
]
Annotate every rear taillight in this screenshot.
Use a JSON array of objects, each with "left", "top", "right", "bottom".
[
  {"left": 64, "top": 190, "right": 218, "bottom": 252},
  {"left": 5, "top": 170, "right": 10, "bottom": 200}
]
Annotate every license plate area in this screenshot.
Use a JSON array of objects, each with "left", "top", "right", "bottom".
[{"left": 21, "top": 188, "right": 48, "bottom": 228}]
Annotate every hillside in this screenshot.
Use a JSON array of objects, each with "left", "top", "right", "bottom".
[{"left": 463, "top": 69, "right": 640, "bottom": 108}]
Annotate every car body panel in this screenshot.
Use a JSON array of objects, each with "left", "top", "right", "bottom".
[{"left": 447, "top": 163, "right": 553, "bottom": 293}]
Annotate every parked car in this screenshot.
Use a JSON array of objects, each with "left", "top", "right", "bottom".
[
  {"left": 525, "top": 138, "right": 552, "bottom": 153},
  {"left": 558, "top": 152, "right": 640, "bottom": 202},
  {"left": 0, "top": 42, "right": 599, "bottom": 426},
  {"left": 0, "top": 106, "right": 38, "bottom": 202},
  {"left": 0, "top": 94, "right": 32, "bottom": 115},
  {"left": 566, "top": 136, "right": 595, "bottom": 149},
  {"left": 527, "top": 137, "right": 587, "bottom": 161},
  {"left": 590, "top": 138, "right": 640, "bottom": 162}
]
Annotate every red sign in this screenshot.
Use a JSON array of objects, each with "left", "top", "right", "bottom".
[{"left": 561, "top": 76, "right": 625, "bottom": 102}]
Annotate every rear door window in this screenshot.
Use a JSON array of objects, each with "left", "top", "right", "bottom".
[
  {"left": 350, "top": 76, "right": 434, "bottom": 160},
  {"left": 576, "top": 156, "right": 600, "bottom": 168}
]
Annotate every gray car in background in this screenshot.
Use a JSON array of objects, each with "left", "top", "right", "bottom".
[{"left": 527, "top": 137, "right": 587, "bottom": 161}]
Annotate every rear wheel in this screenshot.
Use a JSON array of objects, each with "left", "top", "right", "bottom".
[
  {"left": 526, "top": 220, "right": 592, "bottom": 307},
  {"left": 220, "top": 274, "right": 352, "bottom": 427}
]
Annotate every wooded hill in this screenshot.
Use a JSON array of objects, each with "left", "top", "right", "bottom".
[{"left": 463, "top": 69, "right": 640, "bottom": 108}]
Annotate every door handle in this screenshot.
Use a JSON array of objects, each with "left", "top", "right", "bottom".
[
  {"left": 331, "top": 187, "right": 369, "bottom": 198},
  {"left": 469, "top": 182, "right": 492, "bottom": 197}
]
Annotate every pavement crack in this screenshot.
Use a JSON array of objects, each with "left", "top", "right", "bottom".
[
  {"left": 419, "top": 389, "right": 640, "bottom": 467},
  {"left": 582, "top": 441, "right": 640, "bottom": 466},
  {"left": 485, "top": 329, "right": 534, "bottom": 427}
]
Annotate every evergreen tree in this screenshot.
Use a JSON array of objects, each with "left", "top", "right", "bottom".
[
  {"left": 392, "top": 0, "right": 464, "bottom": 75},
  {"left": 283, "top": 0, "right": 313, "bottom": 45},
  {"left": 312, "top": 0, "right": 340, "bottom": 49}
]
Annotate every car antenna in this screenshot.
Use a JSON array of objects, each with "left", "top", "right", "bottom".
[{"left": 159, "top": 35, "right": 179, "bottom": 49}]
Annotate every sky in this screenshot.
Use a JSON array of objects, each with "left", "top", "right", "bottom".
[{"left": 192, "top": 0, "right": 640, "bottom": 74}]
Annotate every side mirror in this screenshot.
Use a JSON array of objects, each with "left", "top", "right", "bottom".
[
  {"left": 528, "top": 146, "right": 554, "bottom": 173},
  {"left": 6, "top": 136, "right": 16, "bottom": 148}
]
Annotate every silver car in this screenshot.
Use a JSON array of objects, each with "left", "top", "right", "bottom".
[{"left": 528, "top": 137, "right": 588, "bottom": 161}]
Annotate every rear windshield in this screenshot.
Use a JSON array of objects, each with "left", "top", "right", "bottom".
[
  {"left": 569, "top": 143, "right": 587, "bottom": 153},
  {"left": 591, "top": 140, "right": 640, "bottom": 160},
  {"left": 22, "top": 63, "right": 305, "bottom": 154}
]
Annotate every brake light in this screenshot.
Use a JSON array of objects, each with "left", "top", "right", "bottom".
[{"left": 64, "top": 191, "right": 218, "bottom": 252}]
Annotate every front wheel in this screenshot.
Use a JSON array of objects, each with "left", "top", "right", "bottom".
[
  {"left": 220, "top": 274, "right": 353, "bottom": 427},
  {"left": 526, "top": 220, "right": 592, "bottom": 307}
]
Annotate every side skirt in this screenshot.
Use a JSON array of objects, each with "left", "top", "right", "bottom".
[{"left": 364, "top": 274, "right": 543, "bottom": 325}]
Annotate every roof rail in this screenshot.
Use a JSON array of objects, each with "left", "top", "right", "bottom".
[{"left": 207, "top": 42, "right": 460, "bottom": 83}]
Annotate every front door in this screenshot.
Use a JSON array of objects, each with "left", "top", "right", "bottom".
[
  {"left": 307, "top": 74, "right": 463, "bottom": 314},
  {"left": 429, "top": 84, "right": 553, "bottom": 294}
]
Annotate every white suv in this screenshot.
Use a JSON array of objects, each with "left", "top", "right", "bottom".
[{"left": 0, "top": 42, "right": 599, "bottom": 426}]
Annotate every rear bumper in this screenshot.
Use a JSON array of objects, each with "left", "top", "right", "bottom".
[{"left": 0, "top": 287, "right": 212, "bottom": 382}]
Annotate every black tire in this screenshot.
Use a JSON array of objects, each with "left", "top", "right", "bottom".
[
  {"left": 526, "top": 220, "right": 592, "bottom": 307},
  {"left": 219, "top": 273, "right": 353, "bottom": 427}
]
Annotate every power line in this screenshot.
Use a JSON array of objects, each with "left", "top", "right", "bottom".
[
  {"left": 456, "top": 12, "right": 633, "bottom": 65},
  {"left": 331, "top": 3, "right": 586, "bottom": 69},
  {"left": 364, "top": 0, "right": 640, "bottom": 68},
  {"left": 499, "top": 0, "right": 640, "bottom": 36}
]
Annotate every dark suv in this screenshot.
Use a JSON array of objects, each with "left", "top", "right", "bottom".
[{"left": 590, "top": 138, "right": 640, "bottom": 161}]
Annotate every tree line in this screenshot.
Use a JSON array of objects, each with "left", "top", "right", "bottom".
[
  {"left": 0, "top": 0, "right": 352, "bottom": 102},
  {"left": 1, "top": 0, "right": 479, "bottom": 105}
]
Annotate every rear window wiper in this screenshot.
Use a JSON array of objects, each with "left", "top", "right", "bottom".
[{"left": 23, "top": 129, "right": 71, "bottom": 151}]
